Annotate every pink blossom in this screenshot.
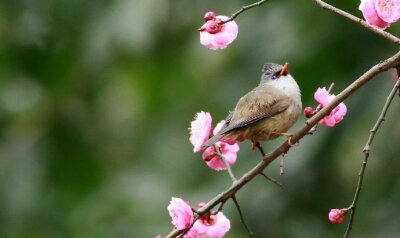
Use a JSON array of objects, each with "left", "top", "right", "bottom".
[
  {"left": 168, "top": 197, "right": 194, "bottom": 230},
  {"left": 192, "top": 212, "right": 231, "bottom": 238},
  {"left": 328, "top": 209, "right": 346, "bottom": 224},
  {"left": 200, "top": 15, "right": 238, "bottom": 50},
  {"left": 190, "top": 111, "right": 212, "bottom": 152},
  {"left": 314, "top": 87, "right": 347, "bottom": 127},
  {"left": 212, "top": 120, "right": 237, "bottom": 145},
  {"left": 375, "top": 0, "right": 400, "bottom": 23},
  {"left": 201, "top": 120, "right": 239, "bottom": 171},
  {"left": 359, "top": 0, "right": 391, "bottom": 29},
  {"left": 183, "top": 227, "right": 199, "bottom": 238}
]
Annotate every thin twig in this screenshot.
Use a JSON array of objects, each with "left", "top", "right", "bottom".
[
  {"left": 215, "top": 145, "right": 237, "bottom": 182},
  {"left": 232, "top": 196, "right": 253, "bottom": 237},
  {"left": 166, "top": 51, "right": 400, "bottom": 238},
  {"left": 343, "top": 78, "right": 400, "bottom": 238},
  {"left": 221, "top": 0, "right": 269, "bottom": 24},
  {"left": 279, "top": 155, "right": 285, "bottom": 175},
  {"left": 260, "top": 172, "right": 283, "bottom": 188},
  {"left": 198, "top": 0, "right": 269, "bottom": 30},
  {"left": 312, "top": 0, "right": 400, "bottom": 45}
]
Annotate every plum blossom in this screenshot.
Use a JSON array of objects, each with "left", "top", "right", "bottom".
[
  {"left": 328, "top": 209, "right": 347, "bottom": 224},
  {"left": 375, "top": 0, "right": 400, "bottom": 23},
  {"left": 168, "top": 197, "right": 194, "bottom": 230},
  {"left": 201, "top": 120, "right": 239, "bottom": 171},
  {"left": 193, "top": 213, "right": 230, "bottom": 237},
  {"left": 314, "top": 87, "right": 347, "bottom": 127},
  {"left": 359, "top": 0, "right": 400, "bottom": 29},
  {"left": 183, "top": 202, "right": 230, "bottom": 238},
  {"left": 200, "top": 12, "right": 238, "bottom": 50},
  {"left": 189, "top": 111, "right": 212, "bottom": 152}
]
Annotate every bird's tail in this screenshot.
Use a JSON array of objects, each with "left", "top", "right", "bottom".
[{"left": 203, "top": 134, "right": 223, "bottom": 147}]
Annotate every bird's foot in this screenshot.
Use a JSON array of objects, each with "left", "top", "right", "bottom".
[
  {"left": 251, "top": 140, "right": 260, "bottom": 151},
  {"left": 276, "top": 132, "right": 295, "bottom": 146}
]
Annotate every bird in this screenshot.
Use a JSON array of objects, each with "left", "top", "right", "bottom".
[{"left": 203, "top": 62, "right": 302, "bottom": 149}]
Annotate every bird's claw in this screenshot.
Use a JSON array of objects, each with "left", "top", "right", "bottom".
[{"left": 251, "top": 141, "right": 260, "bottom": 151}]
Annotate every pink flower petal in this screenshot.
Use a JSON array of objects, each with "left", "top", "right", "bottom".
[
  {"left": 319, "top": 115, "right": 337, "bottom": 127},
  {"left": 193, "top": 212, "right": 231, "bottom": 238},
  {"left": 375, "top": 0, "right": 400, "bottom": 23},
  {"left": 202, "top": 142, "right": 239, "bottom": 171},
  {"left": 314, "top": 87, "right": 331, "bottom": 106},
  {"left": 333, "top": 102, "right": 347, "bottom": 122},
  {"left": 168, "top": 197, "right": 194, "bottom": 230},
  {"left": 213, "top": 120, "right": 226, "bottom": 135},
  {"left": 189, "top": 111, "right": 212, "bottom": 152},
  {"left": 359, "top": 0, "right": 391, "bottom": 29},
  {"left": 199, "top": 15, "right": 238, "bottom": 50},
  {"left": 313, "top": 87, "right": 348, "bottom": 127},
  {"left": 329, "top": 209, "right": 346, "bottom": 224}
]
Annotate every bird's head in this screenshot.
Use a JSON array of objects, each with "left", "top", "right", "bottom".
[{"left": 260, "top": 62, "right": 291, "bottom": 85}]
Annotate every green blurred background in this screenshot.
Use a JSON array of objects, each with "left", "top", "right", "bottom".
[{"left": 0, "top": 0, "right": 399, "bottom": 237}]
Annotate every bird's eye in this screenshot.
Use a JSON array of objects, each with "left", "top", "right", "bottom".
[{"left": 271, "top": 71, "right": 280, "bottom": 80}]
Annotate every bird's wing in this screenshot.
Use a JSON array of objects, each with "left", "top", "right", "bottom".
[
  {"left": 217, "top": 85, "right": 290, "bottom": 135},
  {"left": 202, "top": 112, "right": 233, "bottom": 147}
]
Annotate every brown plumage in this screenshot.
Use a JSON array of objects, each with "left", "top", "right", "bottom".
[{"left": 203, "top": 62, "right": 302, "bottom": 147}]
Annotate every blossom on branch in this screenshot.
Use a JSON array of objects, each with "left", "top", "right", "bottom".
[
  {"left": 189, "top": 112, "right": 240, "bottom": 170},
  {"left": 189, "top": 111, "right": 212, "bottom": 152},
  {"left": 193, "top": 212, "right": 231, "bottom": 238},
  {"left": 184, "top": 202, "right": 231, "bottom": 238},
  {"left": 200, "top": 12, "right": 238, "bottom": 50},
  {"left": 359, "top": 0, "right": 400, "bottom": 29},
  {"left": 202, "top": 120, "right": 239, "bottom": 171},
  {"left": 328, "top": 209, "right": 347, "bottom": 224},
  {"left": 313, "top": 87, "right": 347, "bottom": 127},
  {"left": 303, "top": 106, "right": 316, "bottom": 118},
  {"left": 168, "top": 197, "right": 194, "bottom": 230}
]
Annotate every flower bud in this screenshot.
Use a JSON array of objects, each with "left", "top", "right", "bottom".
[
  {"left": 303, "top": 106, "right": 316, "bottom": 118},
  {"left": 205, "top": 20, "right": 222, "bottom": 34},
  {"left": 204, "top": 11, "right": 216, "bottom": 22},
  {"left": 328, "top": 209, "right": 346, "bottom": 224}
]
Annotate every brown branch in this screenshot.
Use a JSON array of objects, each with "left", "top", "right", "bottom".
[
  {"left": 260, "top": 172, "right": 283, "bottom": 188},
  {"left": 165, "top": 50, "right": 400, "bottom": 238},
  {"left": 312, "top": 0, "right": 400, "bottom": 45},
  {"left": 343, "top": 77, "right": 400, "bottom": 238},
  {"left": 221, "top": 0, "right": 269, "bottom": 24}
]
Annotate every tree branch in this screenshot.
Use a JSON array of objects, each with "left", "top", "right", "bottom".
[
  {"left": 221, "top": 0, "right": 270, "bottom": 24},
  {"left": 166, "top": 50, "right": 400, "bottom": 238},
  {"left": 312, "top": 0, "right": 400, "bottom": 45},
  {"left": 232, "top": 196, "right": 253, "bottom": 237},
  {"left": 260, "top": 172, "right": 283, "bottom": 188},
  {"left": 343, "top": 77, "right": 400, "bottom": 238}
]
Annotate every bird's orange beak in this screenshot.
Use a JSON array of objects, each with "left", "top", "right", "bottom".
[{"left": 279, "top": 63, "right": 289, "bottom": 76}]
